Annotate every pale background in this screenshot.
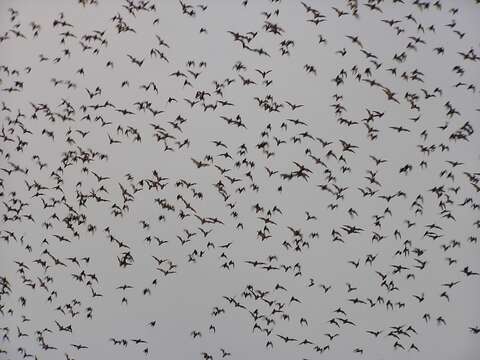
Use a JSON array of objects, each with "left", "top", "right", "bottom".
[{"left": 1, "top": 1, "right": 479, "bottom": 359}]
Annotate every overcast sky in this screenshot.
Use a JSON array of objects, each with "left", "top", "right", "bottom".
[{"left": 1, "top": 1, "right": 480, "bottom": 360}]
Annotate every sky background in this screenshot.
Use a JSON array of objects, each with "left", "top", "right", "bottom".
[{"left": 1, "top": 0, "right": 480, "bottom": 359}]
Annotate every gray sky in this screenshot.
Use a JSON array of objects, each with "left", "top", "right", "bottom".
[{"left": 1, "top": 1, "right": 480, "bottom": 360}]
